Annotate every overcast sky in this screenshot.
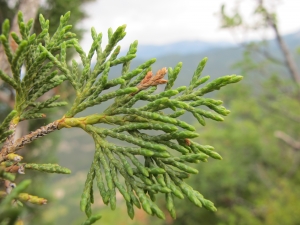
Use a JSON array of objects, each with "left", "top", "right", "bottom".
[{"left": 79, "top": 0, "right": 300, "bottom": 51}]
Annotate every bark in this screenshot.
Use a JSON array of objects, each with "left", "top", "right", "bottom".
[
  {"left": 0, "top": 120, "right": 59, "bottom": 163},
  {"left": 258, "top": 0, "right": 300, "bottom": 85},
  {"left": 275, "top": 131, "right": 300, "bottom": 151},
  {"left": 267, "top": 16, "right": 300, "bottom": 84}
]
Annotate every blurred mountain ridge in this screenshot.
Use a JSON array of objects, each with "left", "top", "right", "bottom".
[
  {"left": 122, "top": 29, "right": 300, "bottom": 60},
  {"left": 130, "top": 40, "right": 233, "bottom": 59}
]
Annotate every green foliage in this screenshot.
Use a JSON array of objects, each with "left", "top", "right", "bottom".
[
  {"left": 0, "top": 11, "right": 243, "bottom": 223},
  {"left": 0, "top": 180, "right": 31, "bottom": 224},
  {"left": 220, "top": 5, "right": 242, "bottom": 28},
  {"left": 0, "top": 167, "right": 15, "bottom": 181},
  {"left": 0, "top": 2, "right": 95, "bottom": 224},
  {"left": 0, "top": 0, "right": 95, "bottom": 39},
  {"left": 0, "top": 12, "right": 72, "bottom": 123},
  {"left": 34, "top": 0, "right": 95, "bottom": 40},
  {"left": 81, "top": 214, "right": 102, "bottom": 225},
  {"left": 171, "top": 80, "right": 300, "bottom": 225},
  {"left": 0, "top": 110, "right": 17, "bottom": 142},
  {"left": 167, "top": 2, "right": 300, "bottom": 224}
]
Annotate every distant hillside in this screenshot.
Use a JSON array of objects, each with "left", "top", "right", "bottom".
[
  {"left": 122, "top": 40, "right": 233, "bottom": 59},
  {"left": 122, "top": 29, "right": 300, "bottom": 60}
]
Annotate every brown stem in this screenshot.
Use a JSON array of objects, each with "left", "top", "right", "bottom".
[
  {"left": 258, "top": 0, "right": 300, "bottom": 85},
  {"left": 268, "top": 19, "right": 300, "bottom": 84},
  {"left": 0, "top": 120, "right": 59, "bottom": 163},
  {"left": 274, "top": 130, "right": 300, "bottom": 151},
  {"left": 0, "top": 113, "right": 114, "bottom": 163}
]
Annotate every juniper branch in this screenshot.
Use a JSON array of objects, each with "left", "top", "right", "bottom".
[{"left": 0, "top": 11, "right": 243, "bottom": 223}]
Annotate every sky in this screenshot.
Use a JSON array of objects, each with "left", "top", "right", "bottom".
[{"left": 79, "top": 0, "right": 300, "bottom": 51}]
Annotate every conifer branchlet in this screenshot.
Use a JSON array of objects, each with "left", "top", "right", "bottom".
[{"left": 0, "top": 11, "right": 243, "bottom": 223}]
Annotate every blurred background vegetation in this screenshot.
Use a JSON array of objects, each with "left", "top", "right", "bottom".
[{"left": 1, "top": 0, "right": 300, "bottom": 224}]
